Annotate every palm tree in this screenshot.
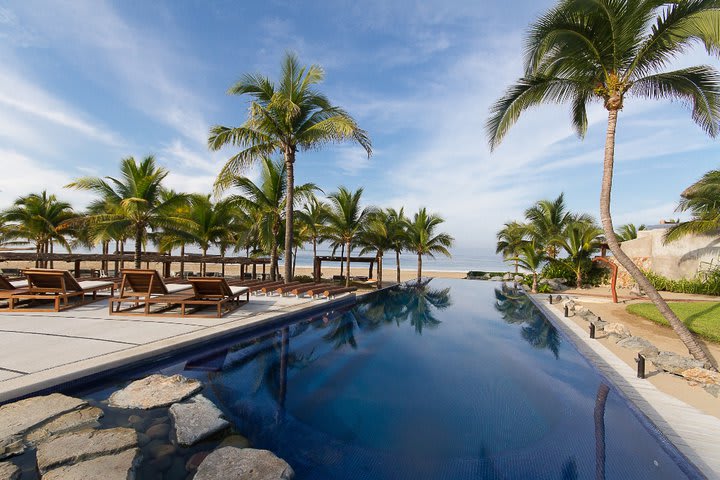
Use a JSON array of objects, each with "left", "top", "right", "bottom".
[
  {"left": 325, "top": 187, "right": 373, "bottom": 287},
  {"left": 496, "top": 221, "right": 528, "bottom": 273},
  {"left": 208, "top": 52, "right": 372, "bottom": 285},
  {"left": 523, "top": 194, "right": 591, "bottom": 258},
  {"left": 387, "top": 207, "right": 409, "bottom": 283},
  {"left": 616, "top": 223, "right": 646, "bottom": 242},
  {"left": 296, "top": 196, "right": 330, "bottom": 281},
  {"left": 486, "top": 0, "right": 720, "bottom": 366},
  {"left": 229, "top": 157, "right": 317, "bottom": 280},
  {"left": 405, "top": 208, "right": 454, "bottom": 280},
  {"left": 666, "top": 169, "right": 720, "bottom": 242},
  {"left": 2, "top": 191, "right": 76, "bottom": 267},
  {"left": 359, "top": 210, "right": 394, "bottom": 287},
  {"left": 180, "top": 195, "right": 238, "bottom": 276},
  {"left": 559, "top": 221, "right": 603, "bottom": 288},
  {"left": 508, "top": 242, "right": 546, "bottom": 294},
  {"left": 67, "top": 155, "right": 189, "bottom": 268}
]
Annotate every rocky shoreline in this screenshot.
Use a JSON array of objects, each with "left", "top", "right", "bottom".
[{"left": 0, "top": 374, "right": 294, "bottom": 479}]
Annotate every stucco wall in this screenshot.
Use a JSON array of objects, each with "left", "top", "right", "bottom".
[{"left": 617, "top": 228, "right": 720, "bottom": 282}]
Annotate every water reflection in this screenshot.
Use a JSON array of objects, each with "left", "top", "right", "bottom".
[{"left": 493, "top": 284, "right": 561, "bottom": 358}]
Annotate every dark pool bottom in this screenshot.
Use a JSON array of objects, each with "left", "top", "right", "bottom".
[{"left": 19, "top": 279, "right": 703, "bottom": 479}]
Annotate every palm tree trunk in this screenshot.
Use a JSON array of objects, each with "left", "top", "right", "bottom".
[
  {"left": 417, "top": 253, "right": 422, "bottom": 280},
  {"left": 515, "top": 259, "right": 519, "bottom": 274},
  {"left": 377, "top": 252, "right": 383, "bottom": 289},
  {"left": 270, "top": 243, "right": 278, "bottom": 282},
  {"left": 283, "top": 149, "right": 295, "bottom": 285},
  {"left": 180, "top": 243, "right": 185, "bottom": 278},
  {"left": 532, "top": 272, "right": 538, "bottom": 294},
  {"left": 601, "top": 108, "right": 713, "bottom": 368},
  {"left": 292, "top": 245, "right": 298, "bottom": 279},
  {"left": 576, "top": 267, "right": 582, "bottom": 289},
  {"left": 49, "top": 241, "right": 54, "bottom": 269},
  {"left": 345, "top": 240, "right": 351, "bottom": 287},
  {"left": 120, "top": 241, "right": 125, "bottom": 270},
  {"left": 396, "top": 250, "right": 401, "bottom": 283},
  {"left": 202, "top": 247, "right": 207, "bottom": 276},
  {"left": 312, "top": 238, "right": 318, "bottom": 282},
  {"left": 339, "top": 244, "right": 345, "bottom": 278},
  {"left": 594, "top": 383, "right": 610, "bottom": 480},
  {"left": 114, "top": 240, "right": 120, "bottom": 276},
  {"left": 134, "top": 226, "right": 143, "bottom": 269}
]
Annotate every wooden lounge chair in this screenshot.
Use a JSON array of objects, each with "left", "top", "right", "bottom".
[
  {"left": 259, "top": 281, "right": 302, "bottom": 296},
  {"left": 321, "top": 286, "right": 357, "bottom": 299},
  {"left": 110, "top": 269, "right": 191, "bottom": 315},
  {"left": 289, "top": 282, "right": 328, "bottom": 297},
  {"left": 182, "top": 278, "right": 249, "bottom": 318},
  {"left": 246, "top": 281, "right": 285, "bottom": 294},
  {"left": 273, "top": 282, "right": 321, "bottom": 296},
  {"left": 0, "top": 275, "right": 30, "bottom": 310},
  {"left": 9, "top": 269, "right": 115, "bottom": 312}
]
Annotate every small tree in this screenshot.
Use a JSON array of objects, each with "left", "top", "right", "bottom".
[
  {"left": 405, "top": 208, "right": 454, "bottom": 280},
  {"left": 508, "top": 243, "right": 547, "bottom": 294}
]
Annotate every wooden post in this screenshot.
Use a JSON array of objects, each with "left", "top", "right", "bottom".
[
  {"left": 313, "top": 257, "right": 321, "bottom": 282},
  {"left": 252, "top": 263, "right": 257, "bottom": 279},
  {"left": 241, "top": 264, "right": 245, "bottom": 279},
  {"left": 74, "top": 260, "right": 81, "bottom": 278},
  {"left": 221, "top": 261, "right": 226, "bottom": 277},
  {"left": 262, "top": 263, "right": 266, "bottom": 280},
  {"left": 369, "top": 260, "right": 374, "bottom": 280}
]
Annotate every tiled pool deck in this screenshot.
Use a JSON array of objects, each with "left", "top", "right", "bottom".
[
  {"left": 530, "top": 294, "right": 720, "bottom": 479},
  {"left": 0, "top": 293, "right": 355, "bottom": 403}
]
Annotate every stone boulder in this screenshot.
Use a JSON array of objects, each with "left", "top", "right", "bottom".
[
  {"left": 681, "top": 367, "right": 720, "bottom": 386},
  {"left": 502, "top": 273, "right": 513, "bottom": 281},
  {"left": 0, "top": 461, "right": 20, "bottom": 480},
  {"left": 0, "top": 393, "right": 87, "bottom": 459},
  {"left": 481, "top": 273, "right": 491, "bottom": 280},
  {"left": 704, "top": 384, "right": 720, "bottom": 398},
  {"left": 616, "top": 336, "right": 659, "bottom": 356},
  {"left": 26, "top": 406, "right": 103, "bottom": 444},
  {"left": 108, "top": 374, "right": 202, "bottom": 409},
  {"left": 42, "top": 448, "right": 142, "bottom": 480},
  {"left": 36, "top": 427, "right": 137, "bottom": 474},
  {"left": 649, "top": 352, "right": 704, "bottom": 376},
  {"left": 562, "top": 299, "right": 576, "bottom": 311},
  {"left": 195, "top": 447, "right": 294, "bottom": 480},
  {"left": 604, "top": 323, "right": 631, "bottom": 339},
  {"left": 514, "top": 275, "right": 524, "bottom": 283},
  {"left": 489, "top": 276, "right": 503, "bottom": 282},
  {"left": 169, "top": 395, "right": 230, "bottom": 447},
  {"left": 545, "top": 278, "right": 568, "bottom": 291}
]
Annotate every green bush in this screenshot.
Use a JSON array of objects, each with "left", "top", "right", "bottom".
[
  {"left": 643, "top": 270, "right": 720, "bottom": 296},
  {"left": 292, "top": 275, "right": 315, "bottom": 283},
  {"left": 536, "top": 283, "right": 553, "bottom": 294},
  {"left": 541, "top": 260, "right": 575, "bottom": 283}
]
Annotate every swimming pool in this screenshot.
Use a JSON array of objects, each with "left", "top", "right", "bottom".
[{"left": 33, "top": 279, "right": 702, "bottom": 478}]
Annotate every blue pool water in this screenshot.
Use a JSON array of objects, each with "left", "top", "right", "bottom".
[{"left": 59, "top": 279, "right": 698, "bottom": 479}]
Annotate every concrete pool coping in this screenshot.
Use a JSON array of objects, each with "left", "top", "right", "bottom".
[
  {"left": 0, "top": 293, "right": 357, "bottom": 403},
  {"left": 529, "top": 293, "right": 720, "bottom": 479}
]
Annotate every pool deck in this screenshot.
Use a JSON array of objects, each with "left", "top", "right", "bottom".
[
  {"left": 0, "top": 292, "right": 356, "bottom": 403},
  {"left": 530, "top": 294, "right": 720, "bottom": 479}
]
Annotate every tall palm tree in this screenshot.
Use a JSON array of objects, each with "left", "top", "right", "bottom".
[
  {"left": 496, "top": 221, "right": 528, "bottom": 273},
  {"left": 2, "top": 191, "right": 76, "bottom": 267},
  {"left": 405, "top": 208, "right": 454, "bottom": 280},
  {"left": 616, "top": 223, "right": 646, "bottom": 242},
  {"left": 67, "top": 156, "right": 189, "bottom": 268},
  {"left": 486, "top": 0, "right": 720, "bottom": 366},
  {"left": 325, "top": 187, "right": 373, "bottom": 287},
  {"left": 387, "top": 207, "right": 409, "bottom": 283},
  {"left": 559, "top": 221, "right": 603, "bottom": 288},
  {"left": 296, "top": 196, "right": 330, "bottom": 281},
  {"left": 208, "top": 52, "right": 372, "bottom": 284},
  {"left": 229, "top": 157, "right": 317, "bottom": 280},
  {"left": 359, "top": 210, "right": 394, "bottom": 287},
  {"left": 508, "top": 242, "right": 547, "bottom": 294},
  {"left": 180, "top": 195, "right": 238, "bottom": 276},
  {"left": 666, "top": 168, "right": 720, "bottom": 242}
]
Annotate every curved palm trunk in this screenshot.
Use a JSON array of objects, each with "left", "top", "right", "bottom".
[
  {"left": 532, "top": 272, "right": 538, "bottom": 294},
  {"left": 345, "top": 240, "right": 351, "bottom": 287},
  {"left": 292, "top": 245, "right": 298, "bottom": 279},
  {"left": 594, "top": 383, "right": 610, "bottom": 480},
  {"left": 134, "top": 226, "right": 143, "bottom": 269},
  {"left": 283, "top": 150, "right": 295, "bottom": 285},
  {"left": 417, "top": 253, "right": 422, "bottom": 280},
  {"left": 576, "top": 266, "right": 583, "bottom": 289},
  {"left": 601, "top": 108, "right": 713, "bottom": 368},
  {"left": 396, "top": 250, "right": 401, "bottom": 283},
  {"left": 270, "top": 244, "right": 278, "bottom": 282}
]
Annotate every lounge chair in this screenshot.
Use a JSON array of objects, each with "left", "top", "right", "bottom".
[
  {"left": 9, "top": 269, "right": 115, "bottom": 312},
  {"left": 258, "top": 281, "right": 302, "bottom": 296},
  {"left": 110, "top": 269, "right": 191, "bottom": 315},
  {"left": 0, "top": 275, "right": 30, "bottom": 309},
  {"left": 182, "top": 278, "right": 249, "bottom": 318},
  {"left": 246, "top": 281, "right": 285, "bottom": 294},
  {"left": 321, "top": 286, "right": 358, "bottom": 299},
  {"left": 273, "top": 282, "right": 323, "bottom": 296},
  {"left": 289, "top": 283, "right": 329, "bottom": 297}
]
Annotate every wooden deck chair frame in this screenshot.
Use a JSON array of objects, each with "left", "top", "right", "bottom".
[
  {"left": 10, "top": 269, "right": 115, "bottom": 312},
  {"left": 110, "top": 269, "right": 190, "bottom": 316},
  {"left": 181, "top": 278, "right": 250, "bottom": 318}
]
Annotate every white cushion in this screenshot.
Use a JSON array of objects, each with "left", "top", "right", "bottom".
[
  {"left": 230, "top": 286, "right": 249, "bottom": 295},
  {"left": 166, "top": 284, "right": 191, "bottom": 294},
  {"left": 10, "top": 280, "right": 27, "bottom": 288},
  {"left": 78, "top": 280, "right": 114, "bottom": 290}
]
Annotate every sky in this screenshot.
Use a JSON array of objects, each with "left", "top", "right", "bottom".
[{"left": 1, "top": 0, "right": 720, "bottom": 251}]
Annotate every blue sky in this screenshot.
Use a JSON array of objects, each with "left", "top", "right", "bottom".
[{"left": 1, "top": 0, "right": 719, "bottom": 250}]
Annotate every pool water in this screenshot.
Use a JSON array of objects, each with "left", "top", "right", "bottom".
[{"left": 49, "top": 279, "right": 700, "bottom": 478}]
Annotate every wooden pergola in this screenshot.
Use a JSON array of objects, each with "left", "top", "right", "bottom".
[
  {"left": 313, "top": 255, "right": 376, "bottom": 282},
  {"left": 0, "top": 252, "right": 271, "bottom": 279}
]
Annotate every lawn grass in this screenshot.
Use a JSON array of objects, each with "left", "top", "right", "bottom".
[{"left": 626, "top": 302, "right": 720, "bottom": 343}]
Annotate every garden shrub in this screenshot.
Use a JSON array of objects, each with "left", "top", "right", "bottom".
[{"left": 643, "top": 270, "right": 720, "bottom": 296}]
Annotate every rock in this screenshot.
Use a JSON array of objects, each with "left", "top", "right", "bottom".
[
  {"left": 148, "top": 444, "right": 175, "bottom": 471},
  {"left": 194, "top": 447, "right": 294, "bottom": 480},
  {"left": 704, "top": 384, "right": 720, "bottom": 398},
  {"left": 616, "top": 336, "right": 659, "bottom": 356},
  {"left": 137, "top": 432, "right": 150, "bottom": 447},
  {"left": 562, "top": 299, "right": 576, "bottom": 311},
  {"left": 489, "top": 276, "right": 503, "bottom": 281},
  {"left": 502, "top": 273, "right": 513, "bottom": 281},
  {"left": 146, "top": 423, "right": 171, "bottom": 440},
  {"left": 42, "top": 448, "right": 142, "bottom": 480},
  {"left": 649, "top": 352, "right": 704, "bottom": 376},
  {"left": 545, "top": 278, "right": 568, "bottom": 291},
  {"left": 574, "top": 306, "right": 590, "bottom": 317},
  {"left": 186, "top": 451, "right": 210, "bottom": 471},
  {"left": 219, "top": 434, "right": 251, "bottom": 449},
  {"left": 554, "top": 295, "right": 563, "bottom": 303},
  {"left": 0, "top": 461, "right": 20, "bottom": 480},
  {"left": 108, "top": 374, "right": 202, "bottom": 409},
  {"left": 148, "top": 442, "right": 176, "bottom": 459},
  {"left": 25, "top": 406, "right": 103, "bottom": 444},
  {"left": 0, "top": 393, "right": 87, "bottom": 459},
  {"left": 604, "top": 323, "right": 631, "bottom": 338},
  {"left": 514, "top": 275, "right": 524, "bottom": 283},
  {"left": 170, "top": 395, "right": 230, "bottom": 447},
  {"left": 167, "top": 457, "right": 187, "bottom": 479},
  {"left": 681, "top": 367, "right": 720, "bottom": 385},
  {"left": 36, "top": 427, "right": 137, "bottom": 474}
]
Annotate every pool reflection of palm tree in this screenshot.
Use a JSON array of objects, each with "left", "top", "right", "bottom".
[{"left": 494, "top": 285, "right": 561, "bottom": 358}]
